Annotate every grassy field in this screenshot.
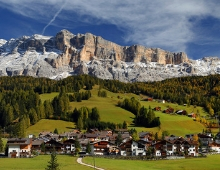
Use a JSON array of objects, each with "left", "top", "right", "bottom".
[
  {"left": 1, "top": 154, "right": 219, "bottom": 170},
  {"left": 83, "top": 154, "right": 220, "bottom": 170},
  {"left": 38, "top": 85, "right": 207, "bottom": 137},
  {"left": 0, "top": 155, "right": 91, "bottom": 170},
  {"left": 26, "top": 119, "right": 75, "bottom": 136}
]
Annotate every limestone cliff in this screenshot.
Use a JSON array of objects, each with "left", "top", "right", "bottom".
[
  {"left": 51, "top": 30, "right": 188, "bottom": 66},
  {"left": 1, "top": 29, "right": 219, "bottom": 82}
]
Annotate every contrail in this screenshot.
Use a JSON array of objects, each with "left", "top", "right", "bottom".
[{"left": 42, "top": 2, "right": 66, "bottom": 35}]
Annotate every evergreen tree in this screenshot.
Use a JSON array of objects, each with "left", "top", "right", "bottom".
[
  {"left": 154, "top": 132, "right": 158, "bottom": 141},
  {"left": 45, "top": 146, "right": 60, "bottom": 170},
  {"left": 0, "top": 135, "right": 4, "bottom": 152},
  {"left": 122, "top": 121, "right": 128, "bottom": 129},
  {"left": 86, "top": 142, "right": 91, "bottom": 154},
  {"left": 74, "top": 136, "right": 81, "bottom": 155},
  {"left": 115, "top": 133, "right": 123, "bottom": 146},
  {"left": 77, "top": 117, "right": 83, "bottom": 130},
  {"left": 90, "top": 107, "right": 100, "bottom": 121},
  {"left": 54, "top": 128, "right": 58, "bottom": 134}
]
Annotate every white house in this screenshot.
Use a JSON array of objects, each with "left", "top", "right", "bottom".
[
  {"left": 7, "top": 138, "right": 32, "bottom": 158},
  {"left": 209, "top": 142, "right": 220, "bottom": 153},
  {"left": 131, "top": 141, "right": 146, "bottom": 156}
]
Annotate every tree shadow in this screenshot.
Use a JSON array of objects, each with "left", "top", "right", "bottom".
[{"left": 66, "top": 127, "right": 74, "bottom": 129}]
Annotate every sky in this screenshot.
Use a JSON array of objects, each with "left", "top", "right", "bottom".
[{"left": 0, "top": 0, "right": 220, "bottom": 60}]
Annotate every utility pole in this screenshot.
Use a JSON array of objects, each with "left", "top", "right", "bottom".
[{"left": 93, "top": 154, "right": 96, "bottom": 169}]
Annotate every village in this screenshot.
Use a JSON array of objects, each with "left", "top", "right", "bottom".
[{"left": 6, "top": 128, "right": 220, "bottom": 159}]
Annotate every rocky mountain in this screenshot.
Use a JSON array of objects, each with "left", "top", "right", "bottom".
[{"left": 0, "top": 29, "right": 220, "bottom": 82}]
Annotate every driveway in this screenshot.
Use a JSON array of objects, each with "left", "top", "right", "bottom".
[{"left": 77, "top": 157, "right": 105, "bottom": 170}]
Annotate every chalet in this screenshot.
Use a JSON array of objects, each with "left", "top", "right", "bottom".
[
  {"left": 153, "top": 140, "right": 169, "bottom": 157},
  {"left": 163, "top": 107, "right": 174, "bottom": 114},
  {"left": 119, "top": 139, "right": 132, "bottom": 156},
  {"left": 198, "top": 133, "right": 213, "bottom": 146},
  {"left": 131, "top": 141, "right": 146, "bottom": 156},
  {"left": 209, "top": 142, "right": 220, "bottom": 153},
  {"left": 139, "top": 132, "right": 152, "bottom": 142},
  {"left": 182, "top": 140, "right": 199, "bottom": 156},
  {"left": 153, "top": 107, "right": 161, "bottom": 111},
  {"left": 158, "top": 100, "right": 165, "bottom": 103},
  {"left": 152, "top": 137, "right": 199, "bottom": 157},
  {"left": 7, "top": 138, "right": 32, "bottom": 158},
  {"left": 188, "top": 113, "right": 196, "bottom": 119},
  {"left": 83, "top": 133, "right": 99, "bottom": 141},
  {"left": 63, "top": 139, "right": 75, "bottom": 153},
  {"left": 39, "top": 131, "right": 59, "bottom": 141},
  {"left": 59, "top": 131, "right": 80, "bottom": 140},
  {"left": 45, "top": 139, "right": 63, "bottom": 153},
  {"left": 215, "top": 132, "right": 220, "bottom": 144},
  {"left": 91, "top": 140, "right": 115, "bottom": 155},
  {"left": 147, "top": 98, "right": 153, "bottom": 101},
  {"left": 31, "top": 139, "right": 44, "bottom": 154},
  {"left": 79, "top": 138, "right": 90, "bottom": 151},
  {"left": 176, "top": 110, "right": 187, "bottom": 115}
]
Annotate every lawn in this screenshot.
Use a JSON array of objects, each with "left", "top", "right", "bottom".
[
  {"left": 0, "top": 155, "right": 91, "bottom": 170},
  {"left": 1, "top": 154, "right": 219, "bottom": 170},
  {"left": 83, "top": 154, "right": 220, "bottom": 170},
  {"left": 40, "top": 92, "right": 58, "bottom": 103},
  {"left": 26, "top": 119, "right": 75, "bottom": 136}
]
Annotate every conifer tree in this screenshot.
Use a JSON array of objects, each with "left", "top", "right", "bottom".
[
  {"left": 45, "top": 146, "right": 59, "bottom": 170},
  {"left": 77, "top": 117, "right": 83, "bottom": 130},
  {"left": 86, "top": 142, "right": 91, "bottom": 154},
  {"left": 0, "top": 135, "right": 4, "bottom": 152}
]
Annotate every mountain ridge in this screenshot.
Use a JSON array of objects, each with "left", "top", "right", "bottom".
[{"left": 0, "top": 29, "right": 220, "bottom": 82}]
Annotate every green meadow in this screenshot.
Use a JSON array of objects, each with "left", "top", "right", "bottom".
[
  {"left": 26, "top": 119, "right": 75, "bottom": 136},
  {"left": 0, "top": 154, "right": 220, "bottom": 170},
  {"left": 83, "top": 154, "right": 220, "bottom": 170},
  {"left": 0, "top": 155, "right": 91, "bottom": 170},
  {"left": 37, "top": 85, "right": 207, "bottom": 137}
]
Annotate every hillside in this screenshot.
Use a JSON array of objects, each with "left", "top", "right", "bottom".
[
  {"left": 37, "top": 85, "right": 206, "bottom": 136},
  {"left": 1, "top": 75, "right": 218, "bottom": 138}
]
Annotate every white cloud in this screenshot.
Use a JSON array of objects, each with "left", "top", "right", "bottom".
[{"left": 1, "top": 0, "right": 220, "bottom": 53}]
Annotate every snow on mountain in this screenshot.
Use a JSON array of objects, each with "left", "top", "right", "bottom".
[{"left": 0, "top": 29, "right": 220, "bottom": 82}]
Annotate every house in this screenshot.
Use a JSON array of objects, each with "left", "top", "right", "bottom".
[
  {"left": 44, "top": 139, "right": 63, "bottom": 153},
  {"left": 131, "top": 141, "right": 146, "bottom": 156},
  {"left": 153, "top": 140, "right": 168, "bottom": 157},
  {"left": 209, "top": 142, "right": 220, "bottom": 153},
  {"left": 176, "top": 110, "right": 187, "bottom": 115},
  {"left": 31, "top": 139, "right": 44, "bottom": 154},
  {"left": 153, "top": 107, "right": 161, "bottom": 111},
  {"left": 119, "top": 139, "right": 132, "bottom": 156},
  {"left": 79, "top": 138, "right": 90, "bottom": 151},
  {"left": 152, "top": 137, "right": 199, "bottom": 157},
  {"left": 198, "top": 133, "right": 213, "bottom": 146},
  {"left": 158, "top": 100, "right": 165, "bottom": 103},
  {"left": 7, "top": 138, "right": 32, "bottom": 158},
  {"left": 83, "top": 133, "right": 99, "bottom": 141},
  {"left": 147, "top": 98, "right": 153, "bottom": 101},
  {"left": 163, "top": 107, "right": 174, "bottom": 114},
  {"left": 91, "top": 140, "right": 115, "bottom": 155},
  {"left": 215, "top": 132, "right": 220, "bottom": 144},
  {"left": 188, "top": 113, "right": 196, "bottom": 119},
  {"left": 182, "top": 140, "right": 199, "bottom": 156},
  {"left": 139, "top": 132, "right": 152, "bottom": 142},
  {"left": 63, "top": 139, "right": 76, "bottom": 153}
]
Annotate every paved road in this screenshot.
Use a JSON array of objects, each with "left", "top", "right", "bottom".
[{"left": 77, "top": 157, "right": 105, "bottom": 170}]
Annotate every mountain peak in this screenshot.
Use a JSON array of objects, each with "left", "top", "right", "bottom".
[{"left": 0, "top": 30, "right": 219, "bottom": 82}]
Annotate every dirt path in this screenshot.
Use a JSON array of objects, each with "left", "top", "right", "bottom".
[{"left": 77, "top": 157, "right": 105, "bottom": 170}]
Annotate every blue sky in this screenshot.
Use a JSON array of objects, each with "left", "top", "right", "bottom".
[{"left": 0, "top": 0, "right": 220, "bottom": 60}]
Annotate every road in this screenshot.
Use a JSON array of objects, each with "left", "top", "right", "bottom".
[{"left": 77, "top": 157, "right": 105, "bottom": 170}]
